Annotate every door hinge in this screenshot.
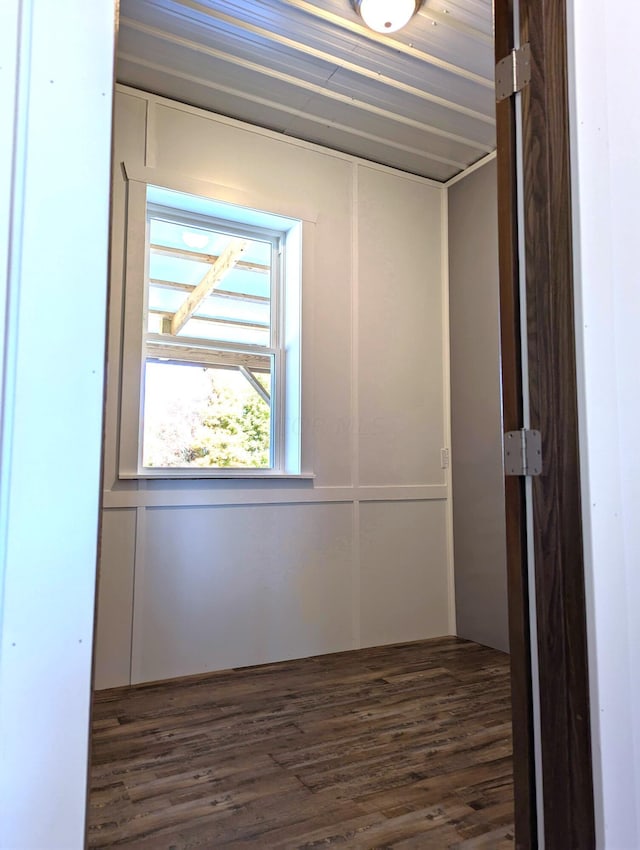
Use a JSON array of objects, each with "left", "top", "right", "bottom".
[
  {"left": 504, "top": 428, "right": 542, "bottom": 476},
  {"left": 495, "top": 43, "right": 531, "bottom": 102}
]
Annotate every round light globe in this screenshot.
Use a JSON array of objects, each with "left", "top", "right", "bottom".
[{"left": 357, "top": 0, "right": 418, "bottom": 33}]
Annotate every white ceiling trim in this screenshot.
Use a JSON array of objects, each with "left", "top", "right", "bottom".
[
  {"left": 119, "top": 55, "right": 469, "bottom": 169},
  {"left": 172, "top": 0, "right": 494, "bottom": 89},
  {"left": 121, "top": 19, "right": 493, "bottom": 153},
  {"left": 444, "top": 150, "right": 496, "bottom": 186}
]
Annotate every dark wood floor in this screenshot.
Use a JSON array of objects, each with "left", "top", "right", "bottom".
[{"left": 88, "top": 637, "right": 514, "bottom": 849}]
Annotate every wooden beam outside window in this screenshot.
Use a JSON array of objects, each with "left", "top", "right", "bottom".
[{"left": 170, "top": 238, "right": 246, "bottom": 336}]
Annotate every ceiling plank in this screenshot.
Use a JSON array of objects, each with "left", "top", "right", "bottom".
[
  {"left": 170, "top": 0, "right": 494, "bottom": 89},
  {"left": 279, "top": 0, "right": 492, "bottom": 47},
  {"left": 120, "top": 18, "right": 494, "bottom": 127},
  {"left": 119, "top": 45, "right": 490, "bottom": 157},
  {"left": 415, "top": 7, "right": 492, "bottom": 43},
  {"left": 117, "top": 0, "right": 496, "bottom": 182}
]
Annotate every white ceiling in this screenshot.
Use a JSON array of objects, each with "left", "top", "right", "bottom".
[{"left": 116, "top": 0, "right": 495, "bottom": 182}]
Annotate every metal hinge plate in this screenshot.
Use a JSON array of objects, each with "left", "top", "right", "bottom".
[
  {"left": 495, "top": 43, "right": 531, "bottom": 102},
  {"left": 504, "top": 428, "right": 542, "bottom": 476}
]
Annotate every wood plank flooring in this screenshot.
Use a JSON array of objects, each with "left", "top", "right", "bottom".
[{"left": 88, "top": 637, "right": 514, "bottom": 848}]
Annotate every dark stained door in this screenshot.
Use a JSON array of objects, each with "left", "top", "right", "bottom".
[{"left": 494, "top": 1, "right": 596, "bottom": 847}]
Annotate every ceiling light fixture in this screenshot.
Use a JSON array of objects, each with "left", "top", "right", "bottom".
[{"left": 352, "top": 0, "right": 423, "bottom": 34}]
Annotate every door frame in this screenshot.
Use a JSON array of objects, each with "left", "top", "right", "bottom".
[{"left": 494, "top": 1, "right": 596, "bottom": 847}]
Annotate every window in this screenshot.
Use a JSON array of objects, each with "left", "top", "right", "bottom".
[{"left": 119, "top": 184, "right": 304, "bottom": 478}]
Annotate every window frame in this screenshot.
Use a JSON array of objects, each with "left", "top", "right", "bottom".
[
  {"left": 118, "top": 178, "right": 306, "bottom": 480},
  {"left": 143, "top": 203, "right": 283, "bottom": 473}
]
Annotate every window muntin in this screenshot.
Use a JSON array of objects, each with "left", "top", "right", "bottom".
[{"left": 141, "top": 202, "right": 282, "bottom": 471}]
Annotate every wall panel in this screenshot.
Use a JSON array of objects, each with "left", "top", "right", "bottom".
[
  {"left": 448, "top": 158, "right": 509, "bottom": 651},
  {"left": 357, "top": 166, "right": 445, "bottom": 487},
  {"left": 132, "top": 503, "right": 354, "bottom": 683},
  {"left": 93, "top": 509, "right": 137, "bottom": 689},
  {"left": 360, "top": 501, "right": 450, "bottom": 647}
]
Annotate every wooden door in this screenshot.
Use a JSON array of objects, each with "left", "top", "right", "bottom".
[{"left": 494, "top": 1, "right": 596, "bottom": 848}]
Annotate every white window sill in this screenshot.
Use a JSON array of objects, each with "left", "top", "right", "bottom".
[{"left": 118, "top": 471, "right": 315, "bottom": 481}]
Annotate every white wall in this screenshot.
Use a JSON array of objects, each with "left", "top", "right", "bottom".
[
  {"left": 447, "top": 157, "right": 509, "bottom": 653},
  {"left": 0, "top": 3, "right": 114, "bottom": 848},
  {"left": 94, "top": 88, "right": 453, "bottom": 688},
  {"left": 569, "top": 3, "right": 640, "bottom": 847}
]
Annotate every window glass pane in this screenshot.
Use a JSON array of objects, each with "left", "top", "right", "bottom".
[
  {"left": 142, "top": 360, "right": 272, "bottom": 469},
  {"left": 147, "top": 218, "right": 272, "bottom": 345}
]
